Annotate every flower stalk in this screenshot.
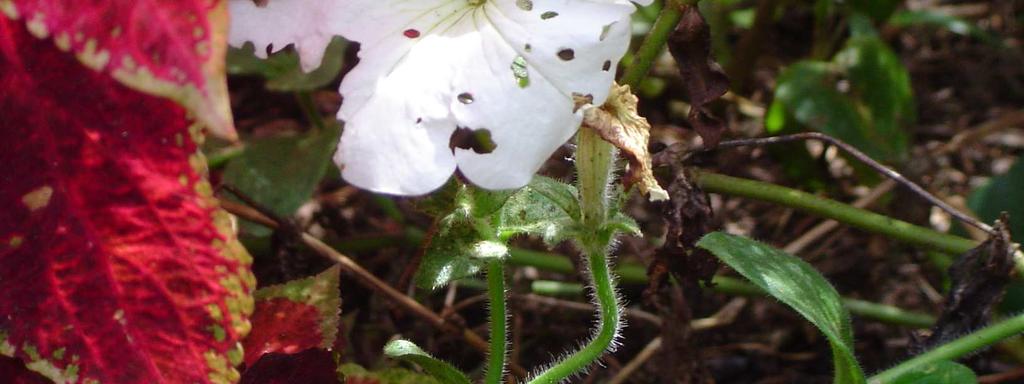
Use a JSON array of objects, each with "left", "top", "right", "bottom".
[
  {"left": 528, "top": 127, "right": 621, "bottom": 384},
  {"left": 485, "top": 261, "right": 508, "bottom": 384}
]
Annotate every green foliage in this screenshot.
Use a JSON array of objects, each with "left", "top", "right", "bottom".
[
  {"left": 338, "top": 363, "right": 442, "bottom": 384},
  {"left": 227, "top": 37, "right": 347, "bottom": 91},
  {"left": 888, "top": 361, "right": 977, "bottom": 384},
  {"left": 416, "top": 177, "right": 581, "bottom": 289},
  {"left": 889, "top": 10, "right": 999, "bottom": 46},
  {"left": 767, "top": 34, "right": 913, "bottom": 162},
  {"left": 222, "top": 125, "right": 341, "bottom": 236},
  {"left": 847, "top": 0, "right": 901, "bottom": 23},
  {"left": 697, "top": 232, "right": 865, "bottom": 384},
  {"left": 382, "top": 340, "right": 471, "bottom": 384},
  {"left": 969, "top": 154, "right": 1024, "bottom": 240}
]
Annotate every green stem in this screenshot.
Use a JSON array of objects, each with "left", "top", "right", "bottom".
[
  {"left": 576, "top": 127, "right": 616, "bottom": 229},
  {"left": 509, "top": 251, "right": 935, "bottom": 328},
  {"left": 528, "top": 112, "right": 620, "bottom": 383},
  {"left": 692, "top": 171, "right": 978, "bottom": 255},
  {"left": 620, "top": 1, "right": 685, "bottom": 89},
  {"left": 295, "top": 91, "right": 326, "bottom": 131},
  {"left": 528, "top": 243, "right": 621, "bottom": 384},
  {"left": 868, "top": 313, "right": 1024, "bottom": 383},
  {"left": 485, "top": 262, "right": 508, "bottom": 384}
]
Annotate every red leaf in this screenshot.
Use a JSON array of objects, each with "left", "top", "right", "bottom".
[
  {"left": 240, "top": 349, "right": 338, "bottom": 384},
  {"left": 243, "top": 266, "right": 341, "bottom": 367},
  {"left": 0, "top": 17, "right": 254, "bottom": 384},
  {"left": 1, "top": 0, "right": 236, "bottom": 139}
]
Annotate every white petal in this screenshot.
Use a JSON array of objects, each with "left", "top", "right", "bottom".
[
  {"left": 335, "top": 0, "right": 645, "bottom": 194},
  {"left": 228, "top": 0, "right": 345, "bottom": 72}
]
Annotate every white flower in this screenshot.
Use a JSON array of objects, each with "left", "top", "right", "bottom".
[
  {"left": 229, "top": 0, "right": 346, "bottom": 72},
  {"left": 230, "top": 0, "right": 652, "bottom": 195}
]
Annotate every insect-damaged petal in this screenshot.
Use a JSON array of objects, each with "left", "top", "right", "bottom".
[
  {"left": 332, "top": 0, "right": 649, "bottom": 195},
  {"left": 228, "top": 0, "right": 346, "bottom": 72}
]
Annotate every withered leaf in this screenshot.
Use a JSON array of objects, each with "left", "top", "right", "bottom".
[
  {"left": 667, "top": 5, "right": 730, "bottom": 147},
  {"left": 911, "top": 216, "right": 1016, "bottom": 353},
  {"left": 580, "top": 83, "right": 669, "bottom": 201}
]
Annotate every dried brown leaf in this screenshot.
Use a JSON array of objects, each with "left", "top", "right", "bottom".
[{"left": 667, "top": 5, "right": 730, "bottom": 147}]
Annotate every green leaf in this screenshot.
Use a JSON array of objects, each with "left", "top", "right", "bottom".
[
  {"left": 847, "top": 0, "right": 900, "bottom": 22},
  {"left": 889, "top": 10, "right": 999, "bottom": 46},
  {"left": 526, "top": 176, "right": 581, "bottom": 221},
  {"left": 836, "top": 36, "right": 915, "bottom": 156},
  {"left": 697, "top": 232, "right": 865, "bottom": 384},
  {"left": 339, "top": 363, "right": 442, "bottom": 384},
  {"left": 888, "top": 361, "right": 977, "bottom": 384},
  {"left": 223, "top": 124, "right": 341, "bottom": 236},
  {"left": 383, "top": 340, "right": 471, "bottom": 384},
  {"left": 415, "top": 218, "right": 491, "bottom": 290},
  {"left": 227, "top": 37, "right": 347, "bottom": 92},
  {"left": 772, "top": 62, "right": 885, "bottom": 159},
  {"left": 969, "top": 155, "right": 1024, "bottom": 238},
  {"left": 497, "top": 179, "right": 578, "bottom": 245},
  {"left": 770, "top": 35, "right": 914, "bottom": 162}
]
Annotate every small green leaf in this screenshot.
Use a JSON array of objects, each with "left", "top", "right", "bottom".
[
  {"left": 383, "top": 340, "right": 471, "bottom": 384},
  {"left": 969, "top": 155, "right": 1024, "bottom": 241},
  {"left": 837, "top": 36, "right": 915, "bottom": 157},
  {"left": 887, "top": 361, "right": 977, "bottom": 384},
  {"left": 770, "top": 35, "right": 913, "bottom": 162},
  {"left": 497, "top": 180, "right": 578, "bottom": 245},
  {"left": 697, "top": 232, "right": 865, "bottom": 384},
  {"left": 339, "top": 363, "right": 442, "bottom": 384},
  {"left": 526, "top": 176, "right": 581, "bottom": 220},
  {"left": 416, "top": 178, "right": 580, "bottom": 289},
  {"left": 772, "top": 62, "right": 887, "bottom": 159},
  {"left": 227, "top": 37, "right": 347, "bottom": 92},
  {"left": 416, "top": 219, "right": 487, "bottom": 290},
  {"left": 847, "top": 0, "right": 900, "bottom": 22},
  {"left": 223, "top": 124, "right": 341, "bottom": 236},
  {"left": 889, "top": 10, "right": 999, "bottom": 46}
]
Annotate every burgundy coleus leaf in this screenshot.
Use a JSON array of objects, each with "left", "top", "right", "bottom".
[
  {"left": 0, "top": 356, "right": 52, "bottom": 384},
  {"left": 0, "top": 16, "right": 254, "bottom": 384},
  {"left": 0, "top": 0, "right": 236, "bottom": 139},
  {"left": 243, "top": 265, "right": 341, "bottom": 367},
  {"left": 240, "top": 349, "right": 338, "bottom": 384}
]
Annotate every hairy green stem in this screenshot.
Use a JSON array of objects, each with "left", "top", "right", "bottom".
[
  {"left": 528, "top": 113, "right": 620, "bottom": 383},
  {"left": 528, "top": 243, "right": 621, "bottom": 384},
  {"left": 692, "top": 171, "right": 979, "bottom": 255},
  {"left": 868, "top": 313, "right": 1024, "bottom": 383},
  {"left": 620, "top": 1, "right": 685, "bottom": 89},
  {"left": 485, "top": 262, "right": 508, "bottom": 384}
]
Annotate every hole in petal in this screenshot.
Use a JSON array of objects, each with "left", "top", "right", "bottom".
[
  {"left": 600, "top": 23, "right": 615, "bottom": 41},
  {"left": 516, "top": 0, "right": 533, "bottom": 11},
  {"left": 524, "top": 43, "right": 532, "bottom": 52},
  {"left": 557, "top": 48, "right": 575, "bottom": 61},
  {"left": 602, "top": 60, "right": 611, "bottom": 71},
  {"left": 511, "top": 56, "right": 530, "bottom": 88},
  {"left": 403, "top": 29, "right": 420, "bottom": 38},
  {"left": 416, "top": 117, "right": 423, "bottom": 124},
  {"left": 457, "top": 92, "right": 475, "bottom": 104},
  {"left": 541, "top": 11, "right": 558, "bottom": 20},
  {"left": 449, "top": 127, "right": 497, "bottom": 154}
]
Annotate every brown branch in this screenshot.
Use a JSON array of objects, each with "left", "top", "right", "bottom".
[{"left": 218, "top": 198, "right": 529, "bottom": 378}]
